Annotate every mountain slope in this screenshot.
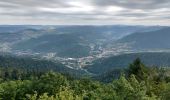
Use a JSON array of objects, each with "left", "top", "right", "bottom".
[
  {"left": 12, "top": 33, "right": 91, "bottom": 58},
  {"left": 85, "top": 52, "right": 170, "bottom": 74},
  {"left": 117, "top": 27, "right": 170, "bottom": 50},
  {"left": 0, "top": 54, "right": 86, "bottom": 76},
  {"left": 11, "top": 25, "right": 162, "bottom": 58}
]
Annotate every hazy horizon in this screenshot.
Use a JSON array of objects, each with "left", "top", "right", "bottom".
[{"left": 3, "top": 24, "right": 167, "bottom": 26}]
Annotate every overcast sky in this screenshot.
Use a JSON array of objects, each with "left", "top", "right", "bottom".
[{"left": 0, "top": 0, "right": 170, "bottom": 25}]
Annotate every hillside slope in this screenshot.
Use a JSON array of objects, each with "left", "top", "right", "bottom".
[
  {"left": 117, "top": 27, "right": 170, "bottom": 50},
  {"left": 85, "top": 52, "right": 170, "bottom": 74},
  {"left": 0, "top": 54, "right": 86, "bottom": 76}
]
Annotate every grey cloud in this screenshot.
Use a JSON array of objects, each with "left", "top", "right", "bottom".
[
  {"left": 0, "top": 0, "right": 70, "bottom": 8},
  {"left": 0, "top": 0, "right": 169, "bottom": 25},
  {"left": 91, "top": 0, "right": 170, "bottom": 10}
]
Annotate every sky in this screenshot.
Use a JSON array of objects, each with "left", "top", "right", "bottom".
[{"left": 0, "top": 0, "right": 170, "bottom": 25}]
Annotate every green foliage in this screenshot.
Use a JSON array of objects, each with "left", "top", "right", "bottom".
[
  {"left": 0, "top": 80, "right": 32, "bottom": 100},
  {"left": 128, "top": 58, "right": 149, "bottom": 81},
  {"left": 0, "top": 55, "right": 85, "bottom": 79},
  {"left": 0, "top": 59, "right": 170, "bottom": 100},
  {"left": 113, "top": 74, "right": 158, "bottom": 100},
  {"left": 33, "top": 71, "right": 68, "bottom": 96}
]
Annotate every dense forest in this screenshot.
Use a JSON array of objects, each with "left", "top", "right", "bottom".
[
  {"left": 0, "top": 54, "right": 86, "bottom": 78},
  {"left": 86, "top": 52, "right": 170, "bottom": 74},
  {"left": 0, "top": 58, "right": 170, "bottom": 100}
]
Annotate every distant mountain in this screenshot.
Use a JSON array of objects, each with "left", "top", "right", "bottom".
[
  {"left": 0, "top": 25, "right": 45, "bottom": 33},
  {"left": 54, "top": 25, "right": 162, "bottom": 40},
  {"left": 0, "top": 25, "right": 167, "bottom": 71},
  {"left": 117, "top": 27, "right": 170, "bottom": 50},
  {"left": 0, "top": 25, "right": 28, "bottom": 33},
  {"left": 12, "top": 33, "right": 91, "bottom": 58},
  {"left": 85, "top": 52, "right": 170, "bottom": 74},
  {"left": 0, "top": 28, "right": 42, "bottom": 43},
  {"left": 8, "top": 25, "right": 162, "bottom": 58}
]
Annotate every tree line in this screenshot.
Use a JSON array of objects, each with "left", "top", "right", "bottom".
[{"left": 0, "top": 58, "right": 170, "bottom": 99}]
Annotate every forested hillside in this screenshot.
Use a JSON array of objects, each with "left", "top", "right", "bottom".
[
  {"left": 0, "top": 25, "right": 170, "bottom": 99},
  {"left": 117, "top": 27, "right": 170, "bottom": 50},
  {"left": 85, "top": 52, "right": 170, "bottom": 74},
  {"left": 13, "top": 33, "right": 91, "bottom": 58},
  {"left": 0, "top": 59, "right": 170, "bottom": 100},
  {"left": 0, "top": 54, "right": 86, "bottom": 77}
]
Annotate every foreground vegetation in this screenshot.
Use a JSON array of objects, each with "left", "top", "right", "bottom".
[{"left": 0, "top": 58, "right": 170, "bottom": 100}]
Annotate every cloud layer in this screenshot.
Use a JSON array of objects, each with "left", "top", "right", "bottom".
[{"left": 0, "top": 0, "right": 170, "bottom": 25}]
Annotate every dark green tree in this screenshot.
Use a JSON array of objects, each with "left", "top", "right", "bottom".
[{"left": 128, "top": 58, "right": 149, "bottom": 81}]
